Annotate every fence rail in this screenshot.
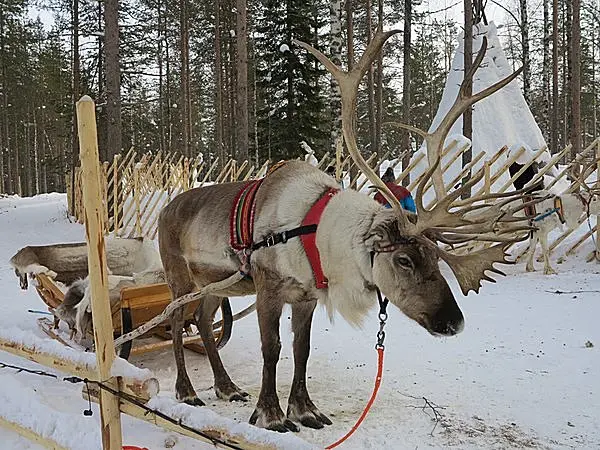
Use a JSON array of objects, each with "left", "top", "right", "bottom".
[{"left": 68, "top": 140, "right": 600, "bottom": 265}]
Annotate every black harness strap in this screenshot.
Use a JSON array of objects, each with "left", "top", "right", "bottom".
[{"left": 251, "top": 224, "right": 318, "bottom": 251}]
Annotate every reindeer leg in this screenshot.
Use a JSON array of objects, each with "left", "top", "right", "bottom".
[
  {"left": 287, "top": 301, "right": 332, "bottom": 429},
  {"left": 171, "top": 304, "right": 204, "bottom": 406},
  {"left": 539, "top": 231, "right": 557, "bottom": 275},
  {"left": 194, "top": 295, "right": 248, "bottom": 402},
  {"left": 525, "top": 232, "right": 538, "bottom": 272},
  {"left": 249, "top": 272, "right": 298, "bottom": 433}
]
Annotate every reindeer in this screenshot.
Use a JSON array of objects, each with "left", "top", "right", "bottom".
[
  {"left": 157, "top": 29, "right": 531, "bottom": 432},
  {"left": 522, "top": 159, "right": 600, "bottom": 275}
]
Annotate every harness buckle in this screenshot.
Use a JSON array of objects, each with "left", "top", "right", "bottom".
[
  {"left": 280, "top": 231, "right": 288, "bottom": 244},
  {"left": 265, "top": 235, "right": 276, "bottom": 247}
]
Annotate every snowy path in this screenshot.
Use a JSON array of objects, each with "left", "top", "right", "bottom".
[{"left": 0, "top": 194, "right": 599, "bottom": 449}]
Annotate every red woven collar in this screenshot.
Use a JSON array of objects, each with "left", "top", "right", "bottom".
[{"left": 300, "top": 188, "right": 339, "bottom": 289}]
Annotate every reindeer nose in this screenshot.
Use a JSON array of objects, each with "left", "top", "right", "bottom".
[{"left": 431, "top": 300, "right": 464, "bottom": 336}]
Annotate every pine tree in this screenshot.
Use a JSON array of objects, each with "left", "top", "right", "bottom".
[{"left": 254, "top": 0, "right": 328, "bottom": 161}]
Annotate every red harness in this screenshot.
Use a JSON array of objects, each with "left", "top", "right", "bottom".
[
  {"left": 299, "top": 188, "right": 339, "bottom": 288},
  {"left": 229, "top": 181, "right": 339, "bottom": 289}
]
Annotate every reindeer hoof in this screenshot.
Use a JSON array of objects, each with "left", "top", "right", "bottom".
[
  {"left": 526, "top": 266, "right": 535, "bottom": 273},
  {"left": 287, "top": 401, "right": 332, "bottom": 429},
  {"left": 215, "top": 382, "right": 249, "bottom": 402},
  {"left": 182, "top": 396, "right": 205, "bottom": 407},
  {"left": 544, "top": 268, "right": 557, "bottom": 275},
  {"left": 249, "top": 407, "right": 299, "bottom": 432},
  {"left": 175, "top": 379, "right": 204, "bottom": 406}
]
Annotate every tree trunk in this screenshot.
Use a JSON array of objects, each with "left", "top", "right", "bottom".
[
  {"left": 570, "top": 0, "right": 581, "bottom": 165},
  {"left": 401, "top": 0, "right": 411, "bottom": 185},
  {"left": 180, "top": 0, "right": 191, "bottom": 157},
  {"left": 374, "top": 0, "right": 383, "bottom": 157},
  {"left": 366, "top": 0, "right": 375, "bottom": 153},
  {"left": 236, "top": 0, "right": 249, "bottom": 162},
  {"left": 346, "top": 0, "right": 353, "bottom": 70},
  {"left": 565, "top": 0, "right": 572, "bottom": 153},
  {"left": 543, "top": 0, "right": 550, "bottom": 143},
  {"left": 105, "top": 0, "right": 121, "bottom": 160},
  {"left": 158, "top": 0, "right": 165, "bottom": 153},
  {"left": 520, "top": 0, "right": 530, "bottom": 103},
  {"left": 329, "top": 0, "right": 342, "bottom": 152},
  {"left": 462, "top": 0, "right": 473, "bottom": 198},
  {"left": 70, "top": 0, "right": 80, "bottom": 208},
  {"left": 0, "top": 5, "right": 6, "bottom": 193},
  {"left": 215, "top": 0, "right": 224, "bottom": 165},
  {"left": 551, "top": 0, "right": 558, "bottom": 153}
]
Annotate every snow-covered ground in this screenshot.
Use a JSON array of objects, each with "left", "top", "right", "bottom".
[{"left": 0, "top": 193, "right": 599, "bottom": 449}]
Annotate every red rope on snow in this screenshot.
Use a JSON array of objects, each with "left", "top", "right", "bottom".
[{"left": 325, "top": 346, "right": 385, "bottom": 449}]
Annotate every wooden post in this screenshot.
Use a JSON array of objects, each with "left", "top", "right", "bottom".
[
  {"left": 595, "top": 140, "right": 600, "bottom": 261},
  {"left": 76, "top": 95, "right": 123, "bottom": 450},
  {"left": 133, "top": 162, "right": 141, "bottom": 237},
  {"left": 113, "top": 154, "right": 120, "bottom": 235},
  {"left": 484, "top": 160, "right": 491, "bottom": 198},
  {"left": 102, "top": 162, "right": 109, "bottom": 233}
]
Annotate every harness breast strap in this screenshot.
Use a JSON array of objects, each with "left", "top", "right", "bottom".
[{"left": 300, "top": 188, "right": 339, "bottom": 289}]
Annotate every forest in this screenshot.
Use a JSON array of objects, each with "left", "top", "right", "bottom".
[{"left": 0, "top": 0, "right": 599, "bottom": 196}]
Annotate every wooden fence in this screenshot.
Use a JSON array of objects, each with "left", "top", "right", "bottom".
[{"left": 68, "top": 138, "right": 600, "bottom": 265}]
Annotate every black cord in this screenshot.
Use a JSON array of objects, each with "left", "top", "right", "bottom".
[{"left": 2, "top": 362, "right": 243, "bottom": 449}]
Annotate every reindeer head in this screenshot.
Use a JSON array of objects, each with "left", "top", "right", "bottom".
[
  {"left": 296, "top": 28, "right": 530, "bottom": 337},
  {"left": 366, "top": 212, "right": 463, "bottom": 336}
]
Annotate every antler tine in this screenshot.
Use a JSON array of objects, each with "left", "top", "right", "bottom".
[
  {"left": 293, "top": 28, "right": 406, "bottom": 221},
  {"left": 413, "top": 166, "right": 486, "bottom": 233},
  {"left": 575, "top": 155, "right": 600, "bottom": 192}
]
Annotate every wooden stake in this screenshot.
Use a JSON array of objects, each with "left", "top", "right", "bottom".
[
  {"left": 76, "top": 95, "right": 123, "bottom": 450},
  {"left": 133, "top": 162, "right": 142, "bottom": 237},
  {"left": 595, "top": 139, "right": 600, "bottom": 261}
]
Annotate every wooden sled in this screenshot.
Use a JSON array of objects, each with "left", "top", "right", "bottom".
[
  {"left": 10, "top": 239, "right": 255, "bottom": 360},
  {"left": 34, "top": 273, "right": 234, "bottom": 359}
]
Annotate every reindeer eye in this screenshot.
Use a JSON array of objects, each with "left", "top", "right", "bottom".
[{"left": 394, "top": 255, "right": 413, "bottom": 269}]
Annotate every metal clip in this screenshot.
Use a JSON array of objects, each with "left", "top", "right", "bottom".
[{"left": 265, "top": 235, "right": 276, "bottom": 247}]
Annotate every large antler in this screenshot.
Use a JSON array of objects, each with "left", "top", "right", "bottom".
[
  {"left": 295, "top": 27, "right": 530, "bottom": 296},
  {"left": 390, "top": 37, "right": 523, "bottom": 204},
  {"left": 293, "top": 28, "right": 407, "bottom": 226}
]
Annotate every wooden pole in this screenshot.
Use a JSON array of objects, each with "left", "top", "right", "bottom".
[
  {"left": 133, "top": 162, "right": 142, "bottom": 237},
  {"left": 76, "top": 95, "right": 123, "bottom": 450},
  {"left": 595, "top": 140, "right": 600, "bottom": 261},
  {"left": 113, "top": 154, "right": 120, "bottom": 235}
]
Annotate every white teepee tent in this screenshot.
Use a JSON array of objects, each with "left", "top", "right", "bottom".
[{"left": 410, "top": 22, "right": 555, "bottom": 196}]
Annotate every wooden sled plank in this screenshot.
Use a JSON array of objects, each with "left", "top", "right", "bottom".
[{"left": 37, "top": 317, "right": 88, "bottom": 353}]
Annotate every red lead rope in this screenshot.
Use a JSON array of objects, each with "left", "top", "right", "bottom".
[
  {"left": 326, "top": 291, "right": 388, "bottom": 449},
  {"left": 325, "top": 347, "right": 385, "bottom": 449}
]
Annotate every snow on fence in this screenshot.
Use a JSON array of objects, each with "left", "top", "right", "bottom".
[{"left": 68, "top": 138, "right": 600, "bottom": 266}]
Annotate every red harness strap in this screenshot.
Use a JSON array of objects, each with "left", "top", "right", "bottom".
[
  {"left": 230, "top": 179, "right": 264, "bottom": 250},
  {"left": 300, "top": 188, "right": 339, "bottom": 289}
]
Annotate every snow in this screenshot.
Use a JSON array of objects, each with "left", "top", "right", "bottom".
[{"left": 1, "top": 193, "right": 600, "bottom": 449}]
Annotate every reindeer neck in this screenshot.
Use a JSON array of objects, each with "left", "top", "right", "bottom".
[{"left": 316, "top": 190, "right": 381, "bottom": 326}]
